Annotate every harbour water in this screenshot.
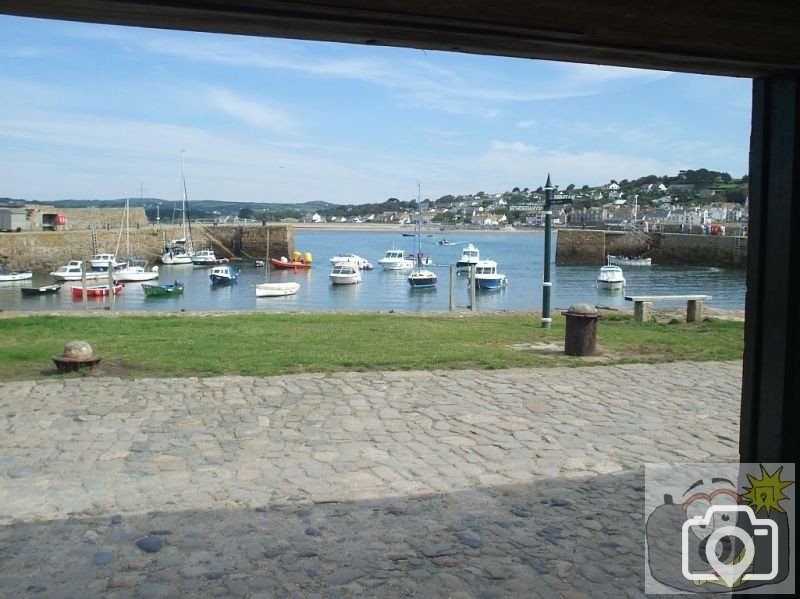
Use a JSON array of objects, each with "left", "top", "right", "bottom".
[{"left": 0, "top": 229, "right": 746, "bottom": 314}]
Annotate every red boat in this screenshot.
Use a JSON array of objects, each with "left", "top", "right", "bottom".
[
  {"left": 269, "top": 258, "right": 311, "bottom": 270},
  {"left": 269, "top": 250, "right": 313, "bottom": 269},
  {"left": 71, "top": 284, "right": 123, "bottom": 298}
]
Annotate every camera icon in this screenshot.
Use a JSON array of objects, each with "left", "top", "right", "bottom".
[{"left": 681, "top": 505, "right": 779, "bottom": 587}]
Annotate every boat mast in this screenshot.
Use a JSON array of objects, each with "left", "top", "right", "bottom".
[
  {"left": 415, "top": 183, "right": 422, "bottom": 267},
  {"left": 180, "top": 150, "right": 193, "bottom": 252}
]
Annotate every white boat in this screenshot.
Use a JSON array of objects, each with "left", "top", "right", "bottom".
[
  {"left": 89, "top": 252, "right": 126, "bottom": 270},
  {"left": 0, "top": 266, "right": 33, "bottom": 282},
  {"left": 192, "top": 249, "right": 220, "bottom": 266},
  {"left": 378, "top": 248, "right": 414, "bottom": 270},
  {"left": 256, "top": 282, "right": 300, "bottom": 297},
  {"left": 597, "top": 264, "right": 626, "bottom": 290},
  {"left": 329, "top": 253, "right": 373, "bottom": 270},
  {"left": 329, "top": 263, "right": 362, "bottom": 285},
  {"left": 114, "top": 264, "right": 159, "bottom": 282},
  {"left": 256, "top": 229, "right": 300, "bottom": 297},
  {"left": 457, "top": 243, "right": 480, "bottom": 269},
  {"left": 471, "top": 259, "right": 507, "bottom": 290},
  {"left": 608, "top": 255, "right": 652, "bottom": 267},
  {"left": 50, "top": 260, "right": 110, "bottom": 281},
  {"left": 161, "top": 154, "right": 195, "bottom": 265},
  {"left": 408, "top": 184, "right": 438, "bottom": 288}
]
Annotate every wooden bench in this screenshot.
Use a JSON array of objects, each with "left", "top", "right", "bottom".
[{"left": 624, "top": 295, "right": 713, "bottom": 323}]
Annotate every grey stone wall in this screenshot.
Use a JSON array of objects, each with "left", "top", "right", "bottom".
[{"left": 0, "top": 224, "right": 294, "bottom": 272}]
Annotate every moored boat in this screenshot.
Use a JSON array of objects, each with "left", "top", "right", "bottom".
[
  {"left": 329, "top": 253, "right": 373, "bottom": 270},
  {"left": 0, "top": 266, "right": 33, "bottom": 282},
  {"left": 142, "top": 281, "right": 184, "bottom": 296},
  {"left": 89, "top": 252, "right": 126, "bottom": 270},
  {"left": 408, "top": 268, "right": 437, "bottom": 288},
  {"left": 71, "top": 283, "right": 123, "bottom": 298},
  {"left": 192, "top": 249, "right": 229, "bottom": 266},
  {"left": 209, "top": 265, "right": 238, "bottom": 285},
  {"left": 471, "top": 259, "right": 507, "bottom": 290},
  {"left": 607, "top": 255, "right": 652, "bottom": 267},
  {"left": 255, "top": 282, "right": 300, "bottom": 297},
  {"left": 378, "top": 248, "right": 414, "bottom": 271},
  {"left": 114, "top": 264, "right": 159, "bottom": 282},
  {"left": 270, "top": 258, "right": 311, "bottom": 269},
  {"left": 407, "top": 185, "right": 438, "bottom": 289},
  {"left": 21, "top": 283, "right": 62, "bottom": 296},
  {"left": 329, "top": 263, "right": 362, "bottom": 285},
  {"left": 161, "top": 154, "right": 195, "bottom": 265},
  {"left": 597, "top": 263, "right": 626, "bottom": 290},
  {"left": 456, "top": 243, "right": 480, "bottom": 269},
  {"left": 50, "top": 260, "right": 112, "bottom": 281}
]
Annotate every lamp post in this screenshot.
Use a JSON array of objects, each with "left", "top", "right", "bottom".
[{"left": 541, "top": 174, "right": 554, "bottom": 328}]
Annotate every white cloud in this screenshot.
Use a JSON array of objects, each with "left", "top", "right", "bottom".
[{"left": 203, "top": 87, "right": 296, "bottom": 132}]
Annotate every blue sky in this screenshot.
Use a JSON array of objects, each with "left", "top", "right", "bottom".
[{"left": 0, "top": 16, "right": 752, "bottom": 205}]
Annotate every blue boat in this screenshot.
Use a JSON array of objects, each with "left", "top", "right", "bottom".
[{"left": 209, "top": 265, "right": 238, "bottom": 285}]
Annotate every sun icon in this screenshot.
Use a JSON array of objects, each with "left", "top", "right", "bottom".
[{"left": 741, "top": 464, "right": 794, "bottom": 515}]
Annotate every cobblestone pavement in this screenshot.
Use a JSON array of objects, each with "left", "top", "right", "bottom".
[{"left": 0, "top": 362, "right": 741, "bottom": 598}]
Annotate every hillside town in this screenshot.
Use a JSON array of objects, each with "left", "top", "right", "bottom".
[
  {"left": 302, "top": 169, "right": 749, "bottom": 236},
  {"left": 2, "top": 169, "right": 748, "bottom": 236}
]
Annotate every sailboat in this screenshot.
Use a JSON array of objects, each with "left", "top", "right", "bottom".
[
  {"left": 255, "top": 228, "right": 300, "bottom": 297},
  {"left": 114, "top": 195, "right": 159, "bottom": 282},
  {"left": 161, "top": 154, "right": 195, "bottom": 265},
  {"left": 408, "top": 184, "right": 437, "bottom": 288}
]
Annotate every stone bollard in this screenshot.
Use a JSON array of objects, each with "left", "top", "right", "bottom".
[
  {"left": 562, "top": 304, "right": 600, "bottom": 356},
  {"left": 52, "top": 340, "right": 102, "bottom": 373}
]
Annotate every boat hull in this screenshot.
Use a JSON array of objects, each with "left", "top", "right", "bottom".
[
  {"left": 474, "top": 276, "right": 507, "bottom": 290},
  {"left": 378, "top": 260, "right": 414, "bottom": 270},
  {"left": 142, "top": 283, "right": 183, "bottom": 296},
  {"left": 597, "top": 280, "right": 625, "bottom": 291},
  {"left": 0, "top": 271, "right": 33, "bottom": 282},
  {"left": 330, "top": 275, "right": 361, "bottom": 285},
  {"left": 21, "top": 284, "right": 62, "bottom": 296},
  {"left": 608, "top": 255, "right": 652, "bottom": 267},
  {"left": 256, "top": 282, "right": 300, "bottom": 297},
  {"left": 114, "top": 266, "right": 159, "bottom": 282},
  {"left": 71, "top": 284, "right": 123, "bottom": 298},
  {"left": 270, "top": 258, "right": 311, "bottom": 270},
  {"left": 210, "top": 275, "right": 236, "bottom": 285},
  {"left": 408, "top": 270, "right": 438, "bottom": 287}
]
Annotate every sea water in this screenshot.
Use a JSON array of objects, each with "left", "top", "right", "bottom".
[{"left": 0, "top": 229, "right": 746, "bottom": 313}]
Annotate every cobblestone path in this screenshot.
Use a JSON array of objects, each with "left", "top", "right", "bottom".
[{"left": 0, "top": 362, "right": 741, "bottom": 597}]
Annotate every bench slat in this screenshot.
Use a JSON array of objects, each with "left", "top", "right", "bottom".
[{"left": 625, "top": 295, "right": 712, "bottom": 302}]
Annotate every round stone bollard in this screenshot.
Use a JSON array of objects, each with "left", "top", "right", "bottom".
[
  {"left": 52, "top": 340, "right": 102, "bottom": 373},
  {"left": 562, "top": 303, "right": 600, "bottom": 356}
]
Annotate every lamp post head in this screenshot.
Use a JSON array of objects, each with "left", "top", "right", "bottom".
[{"left": 544, "top": 174, "right": 553, "bottom": 191}]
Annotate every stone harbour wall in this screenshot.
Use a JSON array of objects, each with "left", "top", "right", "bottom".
[
  {"left": 556, "top": 228, "right": 747, "bottom": 267},
  {"left": 0, "top": 224, "right": 294, "bottom": 272}
]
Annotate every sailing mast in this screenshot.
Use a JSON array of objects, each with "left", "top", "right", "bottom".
[
  {"left": 180, "top": 150, "right": 194, "bottom": 253},
  {"left": 415, "top": 183, "right": 422, "bottom": 266}
]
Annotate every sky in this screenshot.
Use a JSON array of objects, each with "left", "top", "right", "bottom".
[{"left": 0, "top": 15, "right": 752, "bottom": 205}]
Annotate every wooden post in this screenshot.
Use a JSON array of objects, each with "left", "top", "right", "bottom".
[
  {"left": 449, "top": 264, "right": 455, "bottom": 311},
  {"left": 469, "top": 263, "right": 476, "bottom": 311},
  {"left": 107, "top": 261, "right": 115, "bottom": 309},
  {"left": 81, "top": 262, "right": 87, "bottom": 306}
]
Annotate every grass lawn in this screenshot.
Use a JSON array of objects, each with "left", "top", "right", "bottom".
[{"left": 0, "top": 311, "right": 744, "bottom": 381}]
